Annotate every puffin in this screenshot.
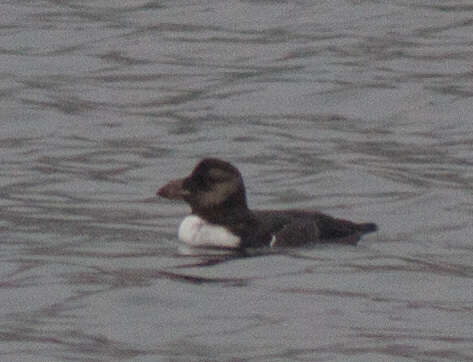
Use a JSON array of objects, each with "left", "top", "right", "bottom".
[{"left": 157, "top": 158, "right": 377, "bottom": 248}]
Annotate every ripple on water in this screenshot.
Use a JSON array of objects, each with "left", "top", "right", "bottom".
[{"left": 2, "top": 0, "right": 473, "bottom": 361}]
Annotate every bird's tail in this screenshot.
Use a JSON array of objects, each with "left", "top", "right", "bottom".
[{"left": 358, "top": 222, "right": 378, "bottom": 234}]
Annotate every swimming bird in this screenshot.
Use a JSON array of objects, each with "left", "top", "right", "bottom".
[{"left": 157, "top": 158, "right": 377, "bottom": 248}]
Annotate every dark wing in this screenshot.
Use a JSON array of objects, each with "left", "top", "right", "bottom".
[
  {"left": 271, "top": 219, "right": 321, "bottom": 247},
  {"left": 252, "top": 209, "right": 377, "bottom": 247}
]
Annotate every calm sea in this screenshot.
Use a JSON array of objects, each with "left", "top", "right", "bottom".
[{"left": 1, "top": 1, "right": 473, "bottom": 361}]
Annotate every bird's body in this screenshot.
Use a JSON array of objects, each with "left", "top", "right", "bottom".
[{"left": 157, "top": 158, "right": 377, "bottom": 249}]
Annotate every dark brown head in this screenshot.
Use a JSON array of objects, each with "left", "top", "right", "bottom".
[{"left": 157, "top": 158, "right": 249, "bottom": 215}]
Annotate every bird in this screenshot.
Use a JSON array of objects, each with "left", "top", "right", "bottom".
[{"left": 157, "top": 158, "right": 377, "bottom": 249}]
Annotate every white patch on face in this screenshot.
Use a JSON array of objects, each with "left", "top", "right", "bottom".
[
  {"left": 178, "top": 215, "right": 241, "bottom": 248},
  {"left": 269, "top": 235, "right": 277, "bottom": 248}
]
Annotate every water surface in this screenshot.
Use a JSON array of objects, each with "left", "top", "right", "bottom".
[{"left": 1, "top": 1, "right": 473, "bottom": 361}]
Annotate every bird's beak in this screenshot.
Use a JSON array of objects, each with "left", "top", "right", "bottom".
[{"left": 157, "top": 178, "right": 189, "bottom": 200}]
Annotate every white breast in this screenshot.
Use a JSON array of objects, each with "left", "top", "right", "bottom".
[{"left": 178, "top": 215, "right": 241, "bottom": 248}]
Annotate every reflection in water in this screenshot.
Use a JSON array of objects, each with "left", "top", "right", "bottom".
[{"left": 2, "top": 0, "right": 473, "bottom": 360}]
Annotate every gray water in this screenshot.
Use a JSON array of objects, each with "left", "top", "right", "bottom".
[{"left": 2, "top": 1, "right": 473, "bottom": 361}]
